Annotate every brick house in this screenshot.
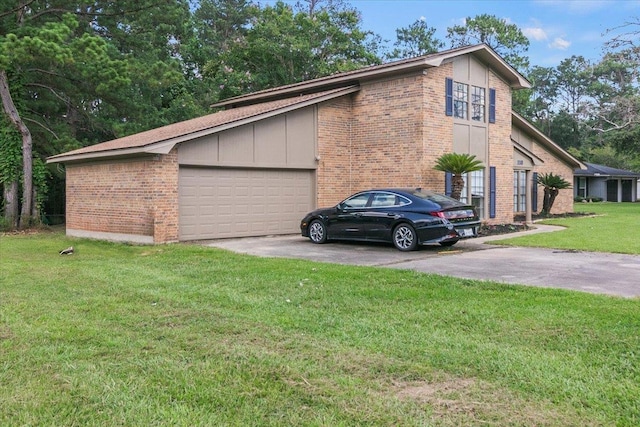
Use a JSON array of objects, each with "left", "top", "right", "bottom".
[{"left": 48, "top": 44, "right": 584, "bottom": 244}]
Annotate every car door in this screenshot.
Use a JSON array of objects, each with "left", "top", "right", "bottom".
[
  {"left": 365, "top": 192, "right": 408, "bottom": 241},
  {"left": 326, "top": 192, "right": 372, "bottom": 240}
]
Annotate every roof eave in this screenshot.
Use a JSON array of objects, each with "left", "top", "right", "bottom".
[
  {"left": 212, "top": 44, "right": 531, "bottom": 109},
  {"left": 512, "top": 111, "right": 585, "bottom": 169},
  {"left": 211, "top": 60, "right": 435, "bottom": 108},
  {"left": 48, "top": 86, "right": 360, "bottom": 164}
]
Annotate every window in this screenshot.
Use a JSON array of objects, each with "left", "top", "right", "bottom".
[
  {"left": 453, "top": 82, "right": 468, "bottom": 119},
  {"left": 460, "top": 169, "right": 485, "bottom": 219},
  {"left": 578, "top": 177, "right": 587, "bottom": 198},
  {"left": 513, "top": 170, "right": 527, "bottom": 212},
  {"left": 471, "top": 86, "right": 485, "bottom": 122},
  {"left": 447, "top": 79, "right": 494, "bottom": 123},
  {"left": 371, "top": 192, "right": 397, "bottom": 208},
  {"left": 342, "top": 193, "right": 370, "bottom": 209}
]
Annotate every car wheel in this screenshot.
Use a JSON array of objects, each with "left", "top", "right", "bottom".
[
  {"left": 393, "top": 223, "right": 418, "bottom": 251},
  {"left": 308, "top": 220, "right": 327, "bottom": 244},
  {"left": 439, "top": 239, "right": 458, "bottom": 247}
]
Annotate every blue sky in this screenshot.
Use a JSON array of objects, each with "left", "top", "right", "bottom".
[{"left": 267, "top": 0, "right": 640, "bottom": 68}]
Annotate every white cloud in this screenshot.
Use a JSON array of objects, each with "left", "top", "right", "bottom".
[
  {"left": 523, "top": 27, "right": 548, "bottom": 41},
  {"left": 549, "top": 37, "right": 571, "bottom": 50}
]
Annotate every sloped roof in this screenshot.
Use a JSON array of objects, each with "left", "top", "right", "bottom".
[
  {"left": 47, "top": 86, "right": 359, "bottom": 163},
  {"left": 49, "top": 44, "right": 532, "bottom": 164},
  {"left": 574, "top": 162, "right": 640, "bottom": 178},
  {"left": 213, "top": 44, "right": 531, "bottom": 108},
  {"left": 511, "top": 112, "right": 585, "bottom": 170}
]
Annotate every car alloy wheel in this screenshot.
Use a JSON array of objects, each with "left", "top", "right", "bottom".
[
  {"left": 308, "top": 220, "right": 327, "bottom": 244},
  {"left": 393, "top": 223, "right": 417, "bottom": 251}
]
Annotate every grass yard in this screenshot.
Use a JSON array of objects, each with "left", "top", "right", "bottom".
[
  {"left": 494, "top": 202, "right": 640, "bottom": 254},
  {"left": 1, "top": 225, "right": 639, "bottom": 426}
]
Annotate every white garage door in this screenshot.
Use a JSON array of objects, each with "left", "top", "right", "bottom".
[{"left": 179, "top": 167, "right": 315, "bottom": 241}]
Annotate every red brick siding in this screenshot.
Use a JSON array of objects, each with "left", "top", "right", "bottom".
[
  {"left": 65, "top": 150, "right": 179, "bottom": 243},
  {"left": 316, "top": 63, "right": 518, "bottom": 224},
  {"left": 530, "top": 147, "right": 576, "bottom": 214},
  {"left": 421, "top": 64, "right": 455, "bottom": 193},
  {"left": 487, "top": 71, "right": 516, "bottom": 224},
  {"left": 317, "top": 97, "right": 353, "bottom": 207}
]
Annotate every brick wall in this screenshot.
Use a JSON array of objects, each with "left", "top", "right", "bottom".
[
  {"left": 488, "top": 71, "right": 516, "bottom": 224},
  {"left": 316, "top": 62, "right": 518, "bottom": 225},
  {"left": 317, "top": 70, "right": 454, "bottom": 206},
  {"left": 317, "top": 97, "right": 353, "bottom": 207},
  {"left": 421, "top": 64, "right": 454, "bottom": 193},
  {"left": 530, "top": 147, "right": 576, "bottom": 214},
  {"left": 65, "top": 150, "right": 179, "bottom": 243}
]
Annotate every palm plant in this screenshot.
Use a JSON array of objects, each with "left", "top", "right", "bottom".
[
  {"left": 433, "top": 153, "right": 484, "bottom": 200},
  {"left": 536, "top": 172, "right": 571, "bottom": 215}
]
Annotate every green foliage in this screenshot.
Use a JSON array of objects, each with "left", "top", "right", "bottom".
[
  {"left": 433, "top": 152, "right": 484, "bottom": 175},
  {"left": 0, "top": 117, "right": 21, "bottom": 184},
  {"left": 536, "top": 173, "right": 571, "bottom": 215},
  {"left": 387, "top": 18, "right": 444, "bottom": 60},
  {"left": 536, "top": 172, "right": 571, "bottom": 190},
  {"left": 433, "top": 153, "right": 484, "bottom": 200},
  {"left": 446, "top": 14, "right": 530, "bottom": 71},
  {"left": 204, "top": 1, "right": 381, "bottom": 99}
]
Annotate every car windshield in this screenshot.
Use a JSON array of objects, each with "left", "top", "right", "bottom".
[{"left": 408, "top": 189, "right": 462, "bottom": 208}]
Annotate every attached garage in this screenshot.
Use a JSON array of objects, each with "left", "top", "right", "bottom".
[
  {"left": 47, "top": 88, "right": 355, "bottom": 243},
  {"left": 178, "top": 167, "right": 314, "bottom": 240}
]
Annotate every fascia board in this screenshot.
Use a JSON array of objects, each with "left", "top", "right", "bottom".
[{"left": 48, "top": 86, "right": 360, "bottom": 164}]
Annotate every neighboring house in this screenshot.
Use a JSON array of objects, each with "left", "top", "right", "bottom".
[
  {"left": 574, "top": 163, "right": 640, "bottom": 202},
  {"left": 47, "top": 44, "right": 584, "bottom": 244}
]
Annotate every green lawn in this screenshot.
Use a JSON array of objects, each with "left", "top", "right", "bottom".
[
  {"left": 494, "top": 202, "right": 640, "bottom": 254},
  {"left": 1, "top": 206, "right": 639, "bottom": 425}
]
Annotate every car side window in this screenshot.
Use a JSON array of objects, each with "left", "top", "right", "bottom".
[
  {"left": 397, "top": 195, "right": 411, "bottom": 206},
  {"left": 371, "top": 192, "right": 397, "bottom": 208},
  {"left": 342, "top": 193, "right": 370, "bottom": 209}
]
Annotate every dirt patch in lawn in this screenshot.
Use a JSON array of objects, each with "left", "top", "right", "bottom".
[{"left": 394, "top": 375, "right": 591, "bottom": 426}]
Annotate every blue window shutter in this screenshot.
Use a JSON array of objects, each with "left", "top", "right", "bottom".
[
  {"left": 445, "top": 172, "right": 453, "bottom": 196},
  {"left": 445, "top": 78, "right": 453, "bottom": 116},
  {"left": 532, "top": 172, "right": 538, "bottom": 212},
  {"left": 489, "top": 166, "right": 496, "bottom": 218},
  {"left": 489, "top": 88, "right": 496, "bottom": 123}
]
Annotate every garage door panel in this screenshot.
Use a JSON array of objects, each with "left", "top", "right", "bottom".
[{"left": 179, "top": 168, "right": 314, "bottom": 241}]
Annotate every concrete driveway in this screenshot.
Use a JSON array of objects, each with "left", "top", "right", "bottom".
[{"left": 204, "top": 225, "right": 640, "bottom": 298}]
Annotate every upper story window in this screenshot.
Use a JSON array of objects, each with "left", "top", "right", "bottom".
[
  {"left": 453, "top": 82, "right": 468, "bottom": 119},
  {"left": 446, "top": 78, "right": 495, "bottom": 123},
  {"left": 471, "top": 86, "right": 485, "bottom": 122}
]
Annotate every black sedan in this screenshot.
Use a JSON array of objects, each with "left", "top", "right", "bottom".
[{"left": 300, "top": 188, "right": 481, "bottom": 251}]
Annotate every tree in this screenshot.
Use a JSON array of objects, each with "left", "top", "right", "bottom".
[
  {"left": 536, "top": 173, "right": 571, "bottom": 215},
  {"left": 433, "top": 153, "right": 484, "bottom": 201},
  {"left": 446, "top": 14, "right": 530, "bottom": 71},
  {"left": 204, "top": 0, "right": 381, "bottom": 99},
  {"left": 387, "top": 18, "right": 444, "bottom": 60},
  {"left": 0, "top": 1, "right": 193, "bottom": 228}
]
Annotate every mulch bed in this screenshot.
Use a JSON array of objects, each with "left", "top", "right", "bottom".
[{"left": 480, "top": 211, "right": 595, "bottom": 237}]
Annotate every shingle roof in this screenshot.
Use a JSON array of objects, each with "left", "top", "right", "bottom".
[
  {"left": 574, "top": 162, "right": 640, "bottom": 178},
  {"left": 212, "top": 44, "right": 531, "bottom": 108},
  {"left": 48, "top": 86, "right": 358, "bottom": 163},
  {"left": 48, "top": 44, "right": 532, "bottom": 164},
  {"left": 511, "top": 112, "right": 585, "bottom": 169}
]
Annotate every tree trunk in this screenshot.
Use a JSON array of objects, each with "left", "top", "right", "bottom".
[
  {"left": 0, "top": 69, "right": 34, "bottom": 228},
  {"left": 542, "top": 187, "right": 559, "bottom": 215},
  {"left": 451, "top": 174, "right": 465, "bottom": 201},
  {"left": 3, "top": 180, "right": 19, "bottom": 228}
]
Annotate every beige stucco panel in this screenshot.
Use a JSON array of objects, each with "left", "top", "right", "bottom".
[{"left": 178, "top": 106, "right": 317, "bottom": 169}]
